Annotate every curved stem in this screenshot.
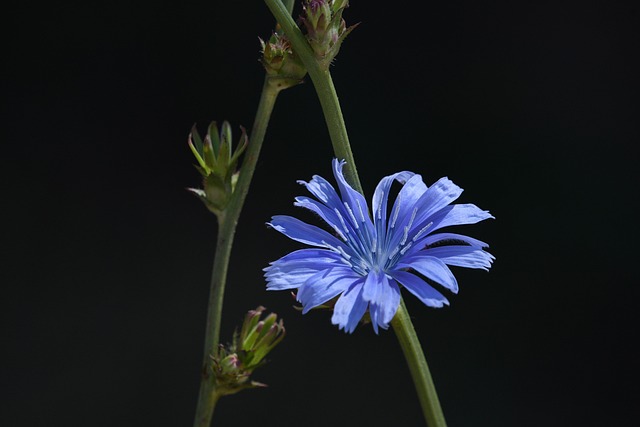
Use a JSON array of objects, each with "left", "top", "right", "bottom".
[
  {"left": 193, "top": 79, "right": 280, "bottom": 427},
  {"left": 263, "top": 2, "right": 447, "bottom": 426}
]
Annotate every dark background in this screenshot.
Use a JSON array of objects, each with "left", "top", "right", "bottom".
[{"left": 3, "top": 1, "right": 638, "bottom": 426}]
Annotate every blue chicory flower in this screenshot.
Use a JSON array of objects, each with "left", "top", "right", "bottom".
[{"left": 264, "top": 159, "right": 494, "bottom": 333}]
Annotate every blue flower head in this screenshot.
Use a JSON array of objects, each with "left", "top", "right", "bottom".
[{"left": 264, "top": 159, "right": 494, "bottom": 333}]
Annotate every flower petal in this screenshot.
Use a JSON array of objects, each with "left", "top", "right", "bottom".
[
  {"left": 410, "top": 177, "right": 463, "bottom": 232},
  {"left": 294, "top": 196, "right": 351, "bottom": 239},
  {"left": 408, "top": 204, "right": 494, "bottom": 249},
  {"left": 391, "top": 270, "right": 449, "bottom": 308},
  {"left": 420, "top": 232, "right": 489, "bottom": 248},
  {"left": 397, "top": 254, "right": 459, "bottom": 293},
  {"left": 362, "top": 270, "right": 382, "bottom": 303},
  {"left": 268, "top": 215, "right": 349, "bottom": 251},
  {"left": 297, "top": 173, "right": 342, "bottom": 207},
  {"left": 384, "top": 176, "right": 462, "bottom": 254},
  {"left": 422, "top": 246, "right": 495, "bottom": 271},
  {"left": 331, "top": 280, "right": 368, "bottom": 333},
  {"left": 368, "top": 278, "right": 401, "bottom": 334},
  {"left": 387, "top": 174, "right": 429, "bottom": 230},
  {"left": 426, "top": 203, "right": 494, "bottom": 232},
  {"left": 297, "top": 266, "right": 360, "bottom": 313},
  {"left": 371, "top": 170, "right": 416, "bottom": 238},
  {"left": 264, "top": 249, "right": 345, "bottom": 290},
  {"left": 331, "top": 159, "right": 375, "bottom": 232}
]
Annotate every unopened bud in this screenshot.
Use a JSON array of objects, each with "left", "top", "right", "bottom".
[
  {"left": 187, "top": 121, "right": 247, "bottom": 215},
  {"left": 300, "top": 0, "right": 358, "bottom": 69},
  {"left": 260, "top": 32, "right": 307, "bottom": 90}
]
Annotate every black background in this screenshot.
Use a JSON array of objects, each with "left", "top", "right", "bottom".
[{"left": 3, "top": 1, "right": 638, "bottom": 426}]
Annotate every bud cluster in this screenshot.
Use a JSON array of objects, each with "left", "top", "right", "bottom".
[
  {"left": 211, "top": 307, "right": 285, "bottom": 396},
  {"left": 187, "top": 121, "right": 247, "bottom": 215}
]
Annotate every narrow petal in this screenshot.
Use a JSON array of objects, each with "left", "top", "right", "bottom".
[
  {"left": 391, "top": 270, "right": 449, "bottom": 308},
  {"left": 387, "top": 174, "right": 429, "bottom": 231},
  {"left": 294, "top": 196, "right": 352, "bottom": 239},
  {"left": 368, "top": 278, "right": 401, "bottom": 333},
  {"left": 268, "top": 215, "right": 349, "bottom": 251},
  {"left": 297, "top": 174, "right": 341, "bottom": 207},
  {"left": 331, "top": 159, "right": 375, "bottom": 232},
  {"left": 420, "top": 232, "right": 489, "bottom": 248},
  {"left": 362, "top": 270, "right": 383, "bottom": 303},
  {"left": 331, "top": 280, "right": 368, "bottom": 333},
  {"left": 265, "top": 267, "right": 319, "bottom": 290},
  {"left": 265, "top": 248, "right": 344, "bottom": 264},
  {"left": 411, "top": 177, "right": 463, "bottom": 232},
  {"left": 408, "top": 204, "right": 494, "bottom": 249},
  {"left": 426, "top": 203, "right": 494, "bottom": 232},
  {"left": 422, "top": 246, "right": 495, "bottom": 271},
  {"left": 297, "top": 267, "right": 360, "bottom": 313},
  {"left": 397, "top": 254, "right": 459, "bottom": 293},
  {"left": 264, "top": 249, "right": 345, "bottom": 290},
  {"left": 371, "top": 170, "right": 416, "bottom": 237}
]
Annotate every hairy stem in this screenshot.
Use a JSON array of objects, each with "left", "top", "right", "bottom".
[
  {"left": 193, "top": 79, "right": 280, "bottom": 427},
  {"left": 263, "top": 1, "right": 447, "bottom": 425}
]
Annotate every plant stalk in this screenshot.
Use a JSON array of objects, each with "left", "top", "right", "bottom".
[
  {"left": 263, "top": 2, "right": 447, "bottom": 425},
  {"left": 193, "top": 79, "right": 280, "bottom": 427}
]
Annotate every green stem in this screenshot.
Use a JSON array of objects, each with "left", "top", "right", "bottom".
[
  {"left": 263, "top": 2, "right": 447, "bottom": 426},
  {"left": 392, "top": 300, "right": 447, "bottom": 426},
  {"left": 193, "top": 79, "right": 280, "bottom": 427},
  {"left": 263, "top": 0, "right": 362, "bottom": 193}
]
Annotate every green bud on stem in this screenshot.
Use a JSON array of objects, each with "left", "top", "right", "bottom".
[
  {"left": 187, "top": 121, "right": 247, "bottom": 215},
  {"left": 209, "top": 307, "right": 285, "bottom": 397},
  {"left": 260, "top": 32, "right": 307, "bottom": 90}
]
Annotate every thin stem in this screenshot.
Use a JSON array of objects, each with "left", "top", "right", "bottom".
[
  {"left": 392, "top": 300, "right": 447, "bottom": 427},
  {"left": 193, "top": 79, "right": 280, "bottom": 427},
  {"left": 263, "top": 2, "right": 447, "bottom": 426},
  {"left": 263, "top": 0, "right": 362, "bottom": 193}
]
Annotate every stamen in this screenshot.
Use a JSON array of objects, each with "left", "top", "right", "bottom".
[
  {"left": 388, "top": 245, "right": 400, "bottom": 260},
  {"left": 400, "top": 242, "right": 413, "bottom": 255},
  {"left": 390, "top": 192, "right": 403, "bottom": 228},
  {"left": 371, "top": 238, "right": 377, "bottom": 253},
  {"left": 412, "top": 221, "right": 434, "bottom": 242},
  {"left": 322, "top": 240, "right": 352, "bottom": 260},
  {"left": 344, "top": 202, "right": 359, "bottom": 229},
  {"left": 400, "top": 207, "right": 418, "bottom": 245},
  {"left": 376, "top": 191, "right": 384, "bottom": 220},
  {"left": 333, "top": 227, "right": 347, "bottom": 241},
  {"left": 356, "top": 199, "right": 367, "bottom": 223},
  {"left": 335, "top": 245, "right": 352, "bottom": 260},
  {"left": 334, "top": 208, "right": 350, "bottom": 235},
  {"left": 401, "top": 225, "right": 410, "bottom": 246}
]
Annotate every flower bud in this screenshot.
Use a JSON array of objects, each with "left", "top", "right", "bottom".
[
  {"left": 260, "top": 32, "right": 307, "bottom": 90},
  {"left": 300, "top": 0, "right": 357, "bottom": 69},
  {"left": 238, "top": 307, "right": 285, "bottom": 370},
  {"left": 209, "top": 307, "right": 285, "bottom": 396},
  {"left": 187, "top": 121, "right": 247, "bottom": 215}
]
